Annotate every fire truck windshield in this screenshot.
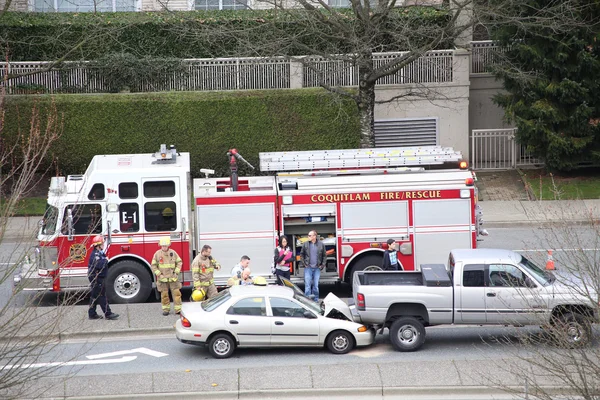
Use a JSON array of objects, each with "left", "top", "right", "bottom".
[{"left": 40, "top": 204, "right": 59, "bottom": 236}]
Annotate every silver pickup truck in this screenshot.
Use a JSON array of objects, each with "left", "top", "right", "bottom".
[{"left": 351, "top": 248, "right": 597, "bottom": 352}]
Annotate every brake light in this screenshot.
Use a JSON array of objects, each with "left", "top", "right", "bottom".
[
  {"left": 181, "top": 315, "right": 191, "bottom": 328},
  {"left": 465, "top": 177, "right": 474, "bottom": 186},
  {"left": 357, "top": 293, "right": 365, "bottom": 310}
]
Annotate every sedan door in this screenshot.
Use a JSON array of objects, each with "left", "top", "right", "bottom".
[
  {"left": 268, "top": 297, "right": 320, "bottom": 346},
  {"left": 224, "top": 297, "right": 271, "bottom": 346}
]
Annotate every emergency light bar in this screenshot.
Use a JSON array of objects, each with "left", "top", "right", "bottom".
[{"left": 260, "top": 146, "right": 463, "bottom": 172}]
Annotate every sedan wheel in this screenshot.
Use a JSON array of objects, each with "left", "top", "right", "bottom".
[
  {"left": 327, "top": 330, "right": 354, "bottom": 355},
  {"left": 208, "top": 333, "right": 236, "bottom": 359}
]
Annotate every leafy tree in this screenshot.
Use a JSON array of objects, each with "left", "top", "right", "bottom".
[{"left": 490, "top": 0, "right": 600, "bottom": 170}]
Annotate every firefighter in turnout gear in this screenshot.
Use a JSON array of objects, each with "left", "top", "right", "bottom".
[
  {"left": 191, "top": 244, "right": 221, "bottom": 299},
  {"left": 152, "top": 237, "right": 183, "bottom": 315}
]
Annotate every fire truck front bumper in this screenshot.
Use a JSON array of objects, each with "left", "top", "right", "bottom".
[{"left": 13, "top": 259, "right": 55, "bottom": 292}]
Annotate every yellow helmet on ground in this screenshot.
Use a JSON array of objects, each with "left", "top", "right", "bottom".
[
  {"left": 191, "top": 289, "right": 206, "bottom": 302},
  {"left": 159, "top": 237, "right": 171, "bottom": 247},
  {"left": 253, "top": 276, "right": 267, "bottom": 286},
  {"left": 162, "top": 207, "right": 174, "bottom": 217}
]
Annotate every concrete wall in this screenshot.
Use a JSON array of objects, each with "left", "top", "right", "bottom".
[
  {"left": 374, "top": 49, "right": 471, "bottom": 160},
  {"left": 469, "top": 74, "right": 513, "bottom": 132}
]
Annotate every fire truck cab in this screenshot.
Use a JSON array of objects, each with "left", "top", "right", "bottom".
[{"left": 23, "top": 145, "right": 192, "bottom": 303}]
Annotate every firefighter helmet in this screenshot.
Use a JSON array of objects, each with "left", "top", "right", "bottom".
[
  {"left": 162, "top": 207, "right": 174, "bottom": 217},
  {"left": 91, "top": 235, "right": 104, "bottom": 247},
  {"left": 253, "top": 276, "right": 267, "bottom": 286},
  {"left": 159, "top": 237, "right": 171, "bottom": 247},
  {"left": 191, "top": 289, "right": 206, "bottom": 302}
]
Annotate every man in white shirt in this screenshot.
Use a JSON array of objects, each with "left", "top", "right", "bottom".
[{"left": 230, "top": 255, "right": 251, "bottom": 278}]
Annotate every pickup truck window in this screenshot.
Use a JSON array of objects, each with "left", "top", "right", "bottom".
[
  {"left": 519, "top": 256, "right": 553, "bottom": 286},
  {"left": 463, "top": 264, "right": 485, "bottom": 287},
  {"left": 488, "top": 264, "right": 527, "bottom": 287}
]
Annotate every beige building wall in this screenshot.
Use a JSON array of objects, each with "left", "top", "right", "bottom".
[{"left": 468, "top": 74, "right": 513, "bottom": 132}]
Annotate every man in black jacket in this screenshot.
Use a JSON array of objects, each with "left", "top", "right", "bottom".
[
  {"left": 300, "top": 230, "right": 327, "bottom": 302},
  {"left": 381, "top": 239, "right": 403, "bottom": 271},
  {"left": 88, "top": 235, "right": 119, "bottom": 320}
]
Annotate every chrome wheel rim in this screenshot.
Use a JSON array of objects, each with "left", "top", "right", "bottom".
[
  {"left": 397, "top": 324, "right": 418, "bottom": 345},
  {"left": 332, "top": 334, "right": 350, "bottom": 352},
  {"left": 364, "top": 266, "right": 382, "bottom": 272},
  {"left": 214, "top": 338, "right": 231, "bottom": 355},
  {"left": 113, "top": 272, "right": 141, "bottom": 299}
]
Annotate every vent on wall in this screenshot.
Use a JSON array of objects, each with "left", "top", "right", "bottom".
[{"left": 374, "top": 117, "right": 438, "bottom": 147}]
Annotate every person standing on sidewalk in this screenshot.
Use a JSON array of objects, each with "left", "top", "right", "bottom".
[
  {"left": 273, "top": 235, "right": 293, "bottom": 285},
  {"left": 151, "top": 237, "right": 183, "bottom": 316},
  {"left": 87, "top": 235, "right": 119, "bottom": 320},
  {"left": 191, "top": 245, "right": 221, "bottom": 299},
  {"left": 381, "top": 239, "right": 403, "bottom": 271},
  {"left": 300, "top": 230, "right": 326, "bottom": 302}
]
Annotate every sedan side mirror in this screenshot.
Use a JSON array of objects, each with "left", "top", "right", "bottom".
[{"left": 303, "top": 311, "right": 317, "bottom": 319}]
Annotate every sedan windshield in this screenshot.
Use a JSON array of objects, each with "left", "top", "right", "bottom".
[
  {"left": 519, "top": 255, "right": 553, "bottom": 286},
  {"left": 40, "top": 204, "right": 59, "bottom": 236},
  {"left": 294, "top": 293, "right": 322, "bottom": 315},
  {"left": 201, "top": 289, "right": 231, "bottom": 311}
]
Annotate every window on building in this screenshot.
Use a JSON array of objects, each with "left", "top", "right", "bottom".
[
  {"left": 119, "top": 203, "right": 140, "bottom": 233},
  {"left": 195, "top": 0, "right": 248, "bottom": 10},
  {"left": 88, "top": 183, "right": 105, "bottom": 201},
  {"left": 227, "top": 297, "right": 266, "bottom": 316},
  {"left": 119, "top": 182, "right": 138, "bottom": 199},
  {"left": 143, "top": 181, "right": 175, "bottom": 198},
  {"left": 144, "top": 201, "right": 177, "bottom": 232},
  {"left": 62, "top": 204, "right": 103, "bottom": 235},
  {"left": 34, "top": 0, "right": 137, "bottom": 12},
  {"left": 462, "top": 264, "right": 485, "bottom": 287},
  {"left": 327, "top": 0, "right": 350, "bottom": 7}
]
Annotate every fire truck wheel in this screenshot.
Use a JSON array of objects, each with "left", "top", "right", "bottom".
[
  {"left": 106, "top": 260, "right": 152, "bottom": 304},
  {"left": 389, "top": 317, "right": 426, "bottom": 352},
  {"left": 347, "top": 254, "right": 383, "bottom": 283}
]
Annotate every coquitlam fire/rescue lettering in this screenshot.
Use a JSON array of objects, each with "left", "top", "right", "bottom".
[
  {"left": 310, "top": 190, "right": 441, "bottom": 203},
  {"left": 380, "top": 190, "right": 442, "bottom": 200},
  {"left": 310, "top": 193, "right": 371, "bottom": 202}
]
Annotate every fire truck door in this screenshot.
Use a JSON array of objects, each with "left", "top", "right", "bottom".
[
  {"left": 413, "top": 199, "right": 472, "bottom": 270},
  {"left": 141, "top": 178, "right": 185, "bottom": 263}
]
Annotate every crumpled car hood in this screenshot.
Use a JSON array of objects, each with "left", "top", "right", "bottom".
[{"left": 323, "top": 292, "right": 353, "bottom": 321}]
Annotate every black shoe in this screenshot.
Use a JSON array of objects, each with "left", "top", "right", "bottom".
[
  {"left": 89, "top": 314, "right": 103, "bottom": 320},
  {"left": 163, "top": 311, "right": 170, "bottom": 316},
  {"left": 105, "top": 313, "right": 119, "bottom": 320}
]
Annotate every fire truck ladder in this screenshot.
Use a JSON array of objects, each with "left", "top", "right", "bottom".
[{"left": 259, "top": 146, "right": 463, "bottom": 172}]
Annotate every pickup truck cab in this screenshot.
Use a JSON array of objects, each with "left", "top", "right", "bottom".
[{"left": 352, "top": 248, "right": 597, "bottom": 352}]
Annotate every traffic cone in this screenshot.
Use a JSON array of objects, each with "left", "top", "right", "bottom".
[{"left": 545, "top": 250, "right": 555, "bottom": 270}]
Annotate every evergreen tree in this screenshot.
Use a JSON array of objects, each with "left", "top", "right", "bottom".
[{"left": 490, "top": 0, "right": 600, "bottom": 170}]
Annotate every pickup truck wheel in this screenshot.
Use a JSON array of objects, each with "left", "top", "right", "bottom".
[
  {"left": 106, "top": 260, "right": 152, "bottom": 304},
  {"left": 552, "top": 312, "right": 592, "bottom": 348},
  {"left": 389, "top": 317, "right": 426, "bottom": 352},
  {"left": 326, "top": 330, "right": 355, "bottom": 355}
]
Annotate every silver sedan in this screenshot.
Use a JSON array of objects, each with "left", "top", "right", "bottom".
[{"left": 175, "top": 285, "right": 374, "bottom": 359}]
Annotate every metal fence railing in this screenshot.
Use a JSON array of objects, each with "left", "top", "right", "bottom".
[
  {"left": 471, "top": 40, "right": 504, "bottom": 74},
  {"left": 471, "top": 128, "right": 544, "bottom": 170},
  {"left": 0, "top": 50, "right": 455, "bottom": 95}
]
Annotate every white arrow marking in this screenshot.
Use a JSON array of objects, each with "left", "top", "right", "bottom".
[
  {"left": 86, "top": 347, "right": 168, "bottom": 360},
  {"left": 1, "top": 355, "right": 137, "bottom": 370}
]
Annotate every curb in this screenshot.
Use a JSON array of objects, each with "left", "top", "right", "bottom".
[
  {"left": 3, "top": 327, "right": 174, "bottom": 344},
  {"left": 61, "top": 384, "right": 574, "bottom": 400}
]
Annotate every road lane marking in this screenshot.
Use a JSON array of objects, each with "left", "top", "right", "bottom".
[
  {"left": 1, "top": 355, "right": 137, "bottom": 370},
  {"left": 86, "top": 347, "right": 168, "bottom": 359}
]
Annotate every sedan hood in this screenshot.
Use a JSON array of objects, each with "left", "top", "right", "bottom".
[{"left": 323, "top": 293, "right": 353, "bottom": 321}]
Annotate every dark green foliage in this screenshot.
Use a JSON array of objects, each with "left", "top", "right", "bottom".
[
  {"left": 0, "top": 9, "right": 450, "bottom": 61},
  {"left": 2, "top": 90, "right": 360, "bottom": 176},
  {"left": 490, "top": 0, "right": 600, "bottom": 170}
]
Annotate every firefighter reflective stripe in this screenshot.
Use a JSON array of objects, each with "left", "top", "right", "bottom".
[
  {"left": 194, "top": 280, "right": 214, "bottom": 288},
  {"left": 158, "top": 264, "right": 176, "bottom": 269},
  {"left": 174, "top": 269, "right": 181, "bottom": 275},
  {"left": 159, "top": 278, "right": 169, "bottom": 283},
  {"left": 153, "top": 269, "right": 161, "bottom": 276}
]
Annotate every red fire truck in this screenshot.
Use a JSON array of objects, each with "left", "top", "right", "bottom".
[{"left": 15, "top": 145, "right": 487, "bottom": 303}]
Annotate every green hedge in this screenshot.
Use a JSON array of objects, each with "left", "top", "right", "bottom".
[
  {"left": 3, "top": 89, "right": 360, "bottom": 176},
  {"left": 0, "top": 9, "right": 451, "bottom": 61}
]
